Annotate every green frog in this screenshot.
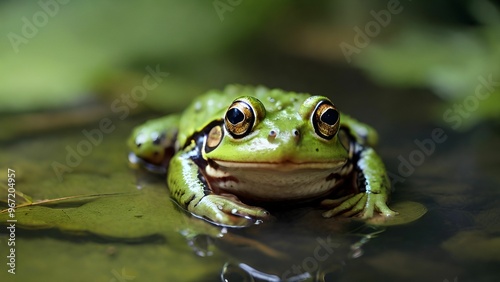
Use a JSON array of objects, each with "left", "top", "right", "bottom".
[{"left": 128, "top": 85, "right": 396, "bottom": 227}]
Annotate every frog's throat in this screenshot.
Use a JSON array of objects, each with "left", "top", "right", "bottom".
[
  {"left": 206, "top": 159, "right": 352, "bottom": 201},
  {"left": 211, "top": 159, "right": 347, "bottom": 171}
]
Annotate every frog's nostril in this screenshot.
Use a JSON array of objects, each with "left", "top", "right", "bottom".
[
  {"left": 292, "top": 129, "right": 301, "bottom": 142},
  {"left": 136, "top": 142, "right": 142, "bottom": 148},
  {"left": 268, "top": 129, "right": 278, "bottom": 141}
]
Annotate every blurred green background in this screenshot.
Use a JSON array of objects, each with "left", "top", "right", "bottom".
[
  {"left": 1, "top": 0, "right": 499, "bottom": 136},
  {"left": 1, "top": 1, "right": 500, "bottom": 281}
]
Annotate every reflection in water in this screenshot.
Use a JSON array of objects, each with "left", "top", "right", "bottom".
[{"left": 183, "top": 213, "right": 386, "bottom": 282}]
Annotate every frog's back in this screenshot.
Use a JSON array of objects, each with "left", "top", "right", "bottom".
[{"left": 177, "top": 85, "right": 312, "bottom": 146}]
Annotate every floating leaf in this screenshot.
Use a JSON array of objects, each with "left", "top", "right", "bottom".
[{"left": 365, "top": 201, "right": 427, "bottom": 226}]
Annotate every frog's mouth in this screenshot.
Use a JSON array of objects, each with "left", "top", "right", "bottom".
[{"left": 212, "top": 159, "right": 347, "bottom": 171}]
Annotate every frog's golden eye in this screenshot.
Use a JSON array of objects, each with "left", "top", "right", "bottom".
[
  {"left": 312, "top": 100, "right": 340, "bottom": 140},
  {"left": 225, "top": 100, "right": 255, "bottom": 138}
]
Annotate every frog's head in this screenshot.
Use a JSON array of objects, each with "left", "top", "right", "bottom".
[{"left": 203, "top": 95, "right": 349, "bottom": 169}]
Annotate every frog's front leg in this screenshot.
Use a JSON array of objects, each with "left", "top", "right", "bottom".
[
  {"left": 168, "top": 148, "right": 269, "bottom": 227},
  {"left": 322, "top": 144, "right": 397, "bottom": 219}
]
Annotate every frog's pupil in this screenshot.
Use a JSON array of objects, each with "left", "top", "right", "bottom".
[
  {"left": 227, "top": 108, "right": 244, "bottom": 124},
  {"left": 321, "top": 109, "right": 338, "bottom": 125}
]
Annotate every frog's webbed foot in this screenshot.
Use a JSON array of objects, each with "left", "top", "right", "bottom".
[
  {"left": 321, "top": 192, "right": 397, "bottom": 219},
  {"left": 191, "top": 195, "right": 269, "bottom": 227}
]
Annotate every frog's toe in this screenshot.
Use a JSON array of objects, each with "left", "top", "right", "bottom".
[
  {"left": 360, "top": 193, "right": 398, "bottom": 219},
  {"left": 379, "top": 206, "right": 398, "bottom": 217},
  {"left": 193, "top": 195, "right": 269, "bottom": 227},
  {"left": 343, "top": 196, "right": 369, "bottom": 217},
  {"left": 322, "top": 193, "right": 397, "bottom": 219},
  {"left": 322, "top": 193, "right": 364, "bottom": 218},
  {"left": 374, "top": 199, "right": 398, "bottom": 218},
  {"left": 210, "top": 212, "right": 254, "bottom": 227}
]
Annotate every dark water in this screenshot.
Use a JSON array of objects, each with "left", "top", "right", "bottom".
[{"left": 1, "top": 83, "right": 499, "bottom": 282}]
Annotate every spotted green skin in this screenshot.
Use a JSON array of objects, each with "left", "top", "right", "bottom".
[{"left": 128, "top": 85, "right": 396, "bottom": 227}]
